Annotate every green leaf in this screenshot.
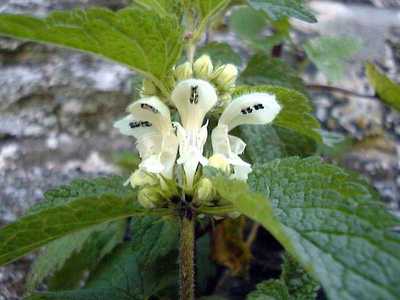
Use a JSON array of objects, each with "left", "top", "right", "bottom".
[
  {"left": 281, "top": 254, "right": 319, "bottom": 299},
  {"left": 26, "top": 223, "right": 106, "bottom": 291},
  {"left": 234, "top": 85, "right": 321, "bottom": 143},
  {"left": 0, "top": 176, "right": 167, "bottom": 266},
  {"left": 196, "top": 0, "right": 231, "bottom": 23},
  {"left": 196, "top": 234, "right": 217, "bottom": 293},
  {"left": 366, "top": 62, "right": 400, "bottom": 111},
  {"left": 197, "top": 42, "right": 242, "bottom": 65},
  {"left": 47, "top": 220, "right": 126, "bottom": 290},
  {"left": 30, "top": 216, "right": 179, "bottom": 300},
  {"left": 134, "top": 0, "right": 183, "bottom": 17},
  {"left": 239, "top": 54, "right": 307, "bottom": 94},
  {"left": 0, "top": 7, "right": 184, "bottom": 95},
  {"left": 247, "top": 280, "right": 289, "bottom": 300},
  {"left": 248, "top": 0, "right": 317, "bottom": 23},
  {"left": 28, "top": 176, "right": 135, "bottom": 215},
  {"left": 229, "top": 7, "right": 289, "bottom": 52},
  {"left": 240, "top": 125, "right": 317, "bottom": 164},
  {"left": 209, "top": 157, "right": 400, "bottom": 300},
  {"left": 304, "top": 36, "right": 362, "bottom": 82},
  {"left": 191, "top": 0, "right": 231, "bottom": 41},
  {"left": 229, "top": 6, "right": 269, "bottom": 51},
  {"left": 246, "top": 253, "right": 318, "bottom": 300}
]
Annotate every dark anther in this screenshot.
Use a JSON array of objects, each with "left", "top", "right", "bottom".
[
  {"left": 246, "top": 107, "right": 253, "bottom": 113},
  {"left": 140, "top": 103, "right": 158, "bottom": 113},
  {"left": 241, "top": 109, "right": 247, "bottom": 115},
  {"left": 190, "top": 85, "right": 199, "bottom": 104},
  {"left": 129, "top": 121, "right": 140, "bottom": 129},
  {"left": 254, "top": 103, "right": 265, "bottom": 110},
  {"left": 129, "top": 121, "right": 152, "bottom": 128}
]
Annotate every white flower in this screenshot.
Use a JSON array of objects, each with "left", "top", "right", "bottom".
[
  {"left": 211, "top": 92, "right": 281, "bottom": 180},
  {"left": 171, "top": 79, "right": 218, "bottom": 188},
  {"left": 114, "top": 96, "right": 178, "bottom": 179}
]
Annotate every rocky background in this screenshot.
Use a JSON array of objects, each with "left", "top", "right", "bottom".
[{"left": 0, "top": 0, "right": 399, "bottom": 299}]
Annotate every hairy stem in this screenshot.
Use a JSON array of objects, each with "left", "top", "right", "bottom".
[{"left": 180, "top": 207, "right": 195, "bottom": 300}]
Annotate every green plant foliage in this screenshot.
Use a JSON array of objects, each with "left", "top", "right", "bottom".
[
  {"left": 196, "top": 0, "right": 231, "bottom": 23},
  {"left": 240, "top": 125, "right": 317, "bottom": 164},
  {"left": 190, "top": 0, "right": 231, "bottom": 40},
  {"left": 239, "top": 54, "right": 307, "bottom": 94},
  {"left": 209, "top": 157, "right": 400, "bottom": 300},
  {"left": 280, "top": 254, "right": 319, "bottom": 299},
  {"left": 229, "top": 7, "right": 289, "bottom": 52},
  {"left": 29, "top": 216, "right": 179, "bottom": 300},
  {"left": 26, "top": 224, "right": 103, "bottom": 291},
  {"left": 304, "top": 36, "right": 362, "bottom": 82},
  {"left": 246, "top": 254, "right": 319, "bottom": 300},
  {"left": 366, "top": 62, "right": 400, "bottom": 111},
  {"left": 234, "top": 85, "right": 321, "bottom": 143},
  {"left": 196, "top": 234, "right": 217, "bottom": 293},
  {"left": 27, "top": 220, "right": 126, "bottom": 291},
  {"left": 247, "top": 280, "right": 290, "bottom": 300},
  {"left": 28, "top": 176, "right": 135, "bottom": 215},
  {"left": 248, "top": 0, "right": 317, "bottom": 23},
  {"left": 197, "top": 42, "right": 242, "bottom": 65},
  {"left": 134, "top": 0, "right": 183, "bottom": 17},
  {"left": 0, "top": 7, "right": 183, "bottom": 95},
  {"left": 0, "top": 177, "right": 168, "bottom": 267}
]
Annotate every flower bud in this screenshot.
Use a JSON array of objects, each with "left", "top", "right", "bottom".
[
  {"left": 193, "top": 55, "right": 213, "bottom": 79},
  {"left": 212, "top": 64, "right": 238, "bottom": 88},
  {"left": 174, "top": 62, "right": 193, "bottom": 81},
  {"left": 141, "top": 78, "right": 157, "bottom": 96},
  {"left": 138, "top": 187, "right": 163, "bottom": 209},
  {"left": 130, "top": 169, "right": 157, "bottom": 188},
  {"left": 195, "top": 177, "right": 215, "bottom": 204},
  {"left": 208, "top": 154, "right": 231, "bottom": 174}
]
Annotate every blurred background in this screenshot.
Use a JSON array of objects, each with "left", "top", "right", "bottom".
[{"left": 0, "top": 0, "right": 399, "bottom": 299}]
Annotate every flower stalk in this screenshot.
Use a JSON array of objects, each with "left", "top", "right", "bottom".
[{"left": 179, "top": 199, "right": 196, "bottom": 300}]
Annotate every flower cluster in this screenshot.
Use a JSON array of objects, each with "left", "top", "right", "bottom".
[{"left": 114, "top": 55, "right": 281, "bottom": 208}]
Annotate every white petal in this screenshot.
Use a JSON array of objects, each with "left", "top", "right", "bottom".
[
  {"left": 159, "top": 132, "right": 179, "bottom": 178},
  {"left": 175, "top": 123, "right": 209, "bottom": 188},
  {"left": 127, "top": 96, "right": 172, "bottom": 133},
  {"left": 219, "top": 92, "right": 281, "bottom": 131},
  {"left": 140, "top": 155, "right": 165, "bottom": 174},
  {"left": 211, "top": 125, "right": 251, "bottom": 181},
  {"left": 113, "top": 115, "right": 156, "bottom": 139},
  {"left": 136, "top": 132, "right": 162, "bottom": 159},
  {"left": 171, "top": 79, "right": 217, "bottom": 130},
  {"left": 211, "top": 125, "right": 230, "bottom": 157},
  {"left": 228, "top": 135, "right": 246, "bottom": 155},
  {"left": 138, "top": 132, "right": 178, "bottom": 179}
]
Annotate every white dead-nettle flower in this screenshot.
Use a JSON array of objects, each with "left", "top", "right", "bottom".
[
  {"left": 114, "top": 80, "right": 217, "bottom": 188},
  {"left": 114, "top": 96, "right": 179, "bottom": 179},
  {"left": 114, "top": 72, "right": 282, "bottom": 195},
  {"left": 211, "top": 93, "right": 281, "bottom": 180},
  {"left": 171, "top": 79, "right": 218, "bottom": 188}
]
